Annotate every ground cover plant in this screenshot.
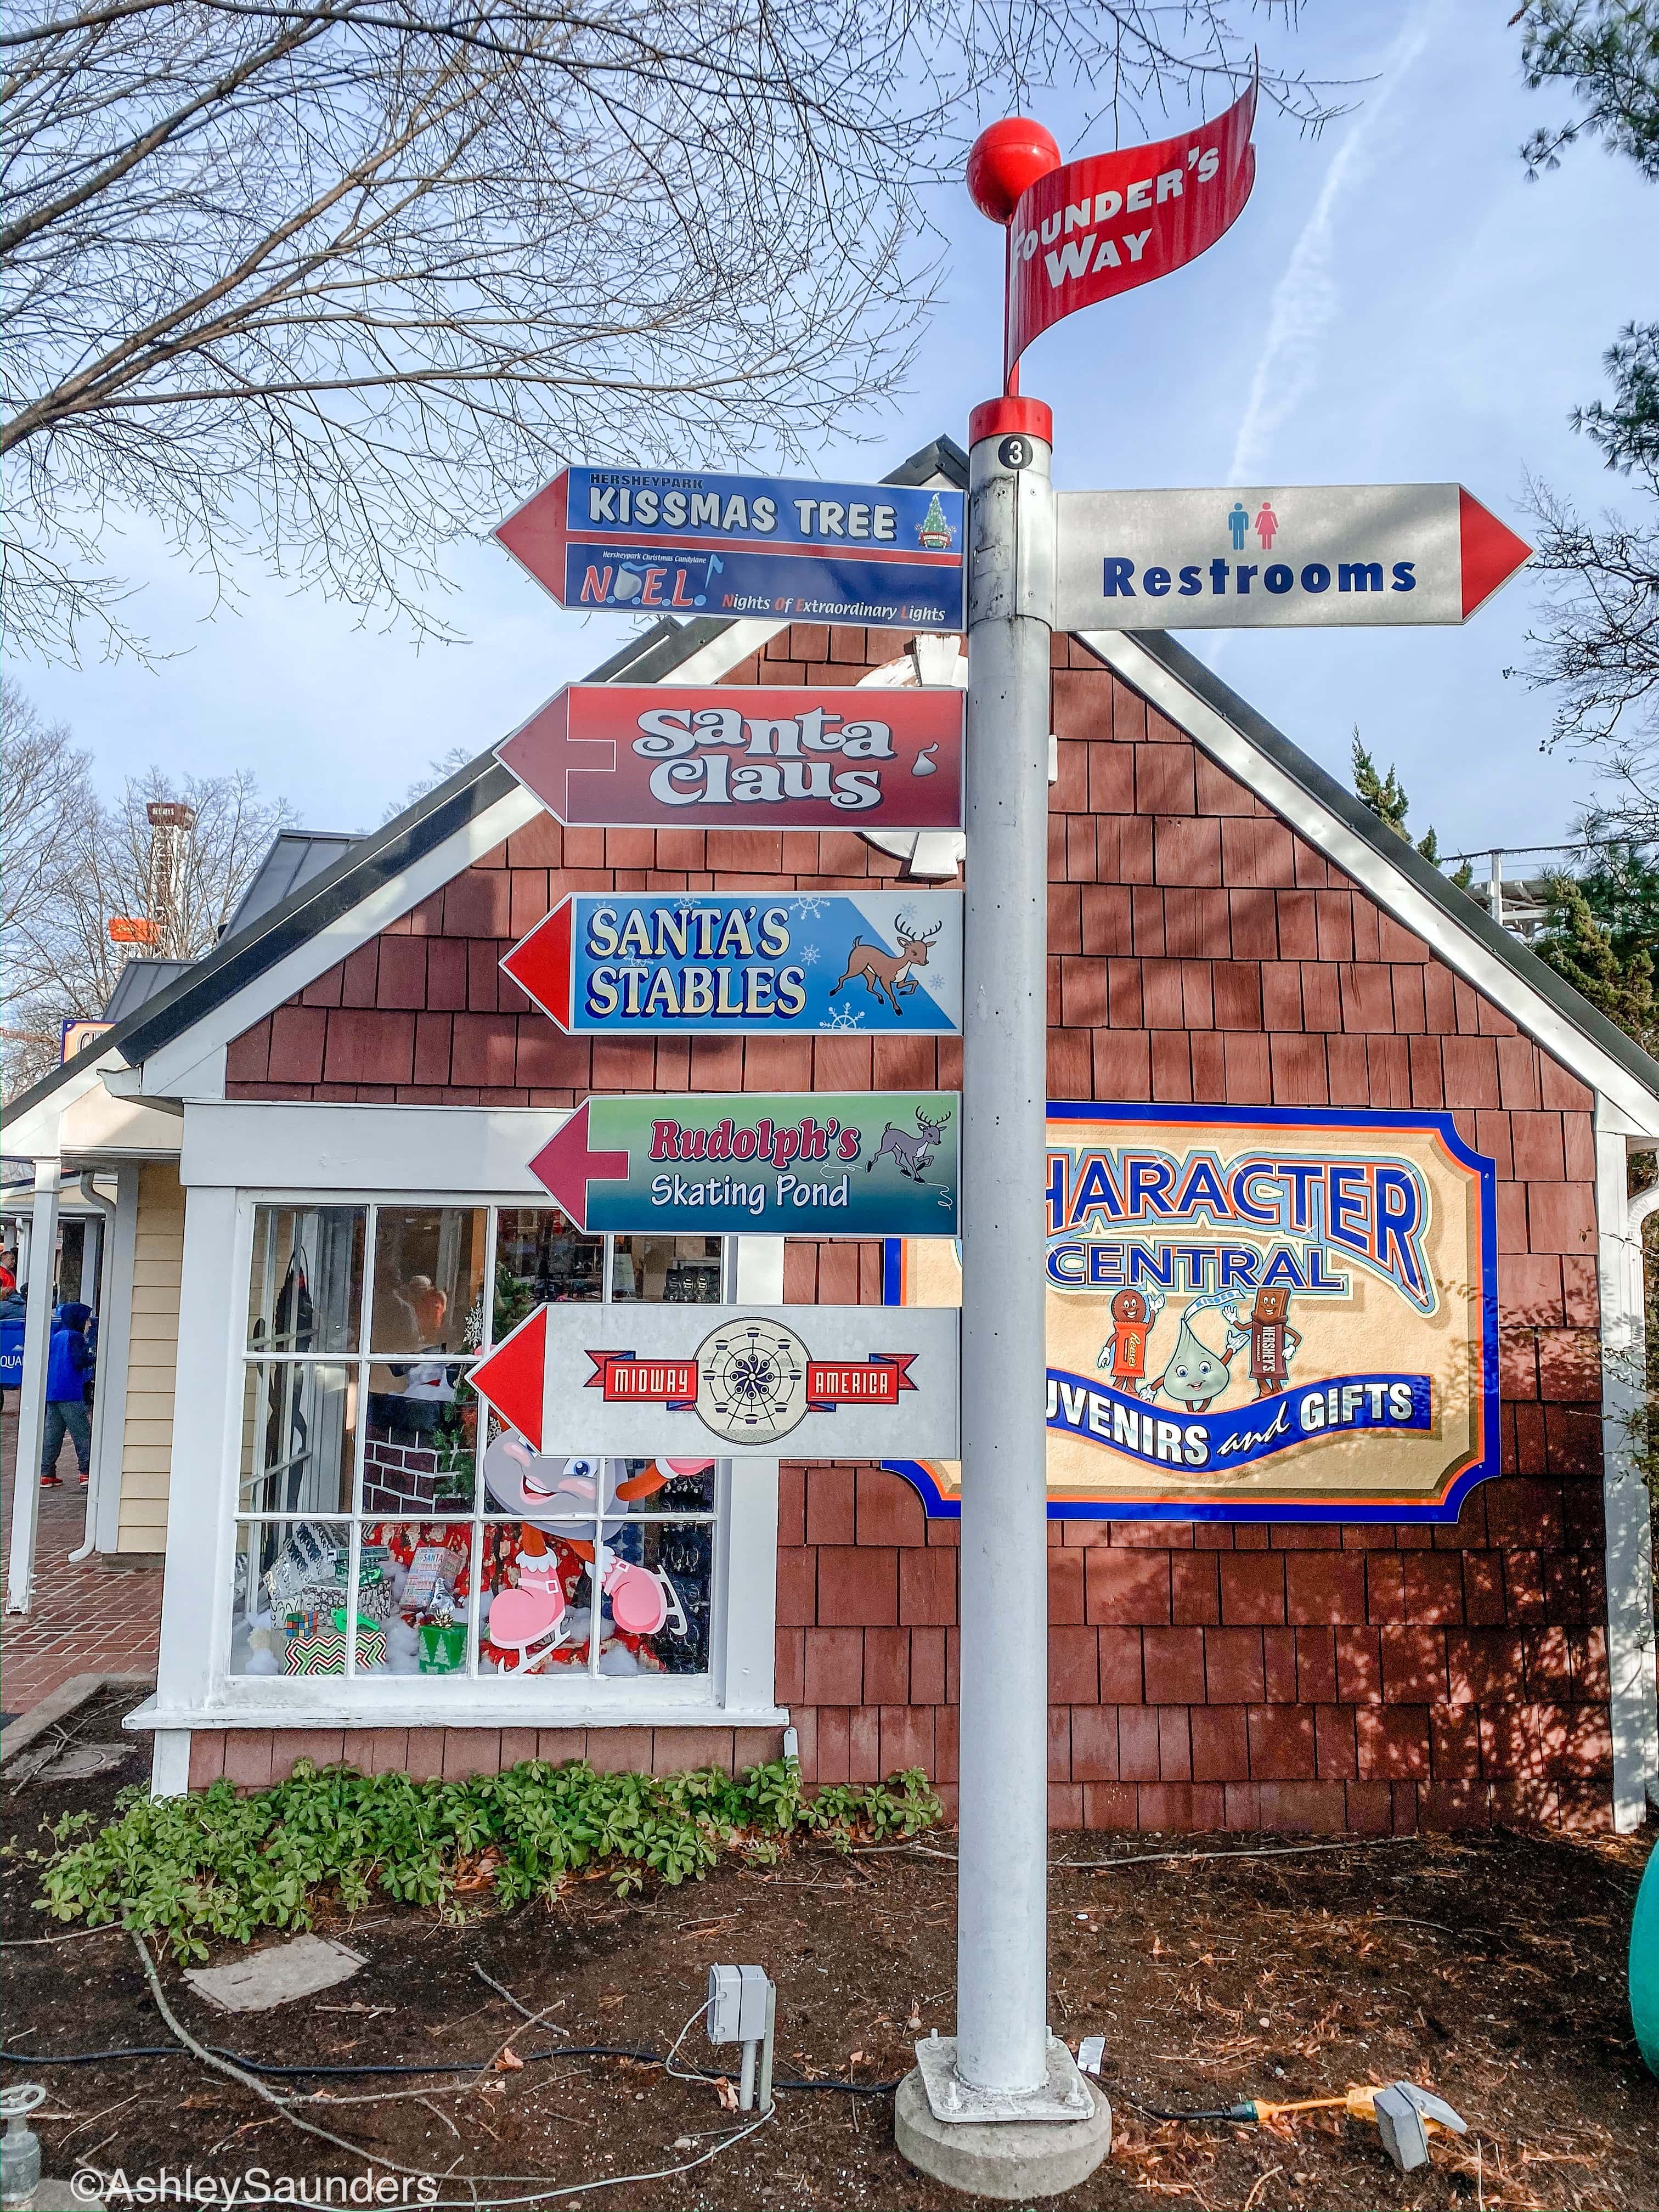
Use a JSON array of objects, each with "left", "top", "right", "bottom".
[{"left": 29, "top": 1755, "right": 941, "bottom": 1960}]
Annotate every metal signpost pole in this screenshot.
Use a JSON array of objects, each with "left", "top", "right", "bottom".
[
  {"left": 957, "top": 400, "right": 1058, "bottom": 2086},
  {"left": 896, "top": 396, "right": 1108, "bottom": 2201},
  {"left": 895, "top": 116, "right": 1110, "bottom": 2199}
]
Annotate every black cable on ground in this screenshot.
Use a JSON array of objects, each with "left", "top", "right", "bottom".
[
  {"left": 0, "top": 2042, "right": 899, "bottom": 2094},
  {"left": 1124, "top": 2094, "right": 1262, "bottom": 2124}
]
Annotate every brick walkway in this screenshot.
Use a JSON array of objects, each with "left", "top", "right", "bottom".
[{"left": 0, "top": 1403, "right": 162, "bottom": 1720}]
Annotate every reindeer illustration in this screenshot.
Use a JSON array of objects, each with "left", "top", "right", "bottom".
[
  {"left": 868, "top": 1103, "right": 952, "bottom": 1184},
  {"left": 830, "top": 913, "right": 944, "bottom": 1016}
]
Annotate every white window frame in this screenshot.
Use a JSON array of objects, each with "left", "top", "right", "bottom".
[{"left": 133, "top": 1103, "right": 785, "bottom": 1738}]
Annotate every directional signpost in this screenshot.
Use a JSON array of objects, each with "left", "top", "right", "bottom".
[
  {"left": 1054, "top": 483, "right": 1532, "bottom": 631},
  {"left": 481, "top": 87, "right": 1538, "bottom": 2201},
  {"left": 468, "top": 1300, "right": 960, "bottom": 1459},
  {"left": 890, "top": 93, "right": 1537, "bottom": 2203},
  {"left": 495, "top": 682, "right": 963, "bottom": 832},
  {"left": 497, "top": 465, "right": 965, "bottom": 631},
  {"left": 528, "top": 1093, "right": 960, "bottom": 1238},
  {"left": 503, "top": 890, "right": 963, "bottom": 1038}
]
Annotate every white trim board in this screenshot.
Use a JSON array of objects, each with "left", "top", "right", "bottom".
[
  {"left": 1086, "top": 631, "right": 1659, "bottom": 1137},
  {"left": 180, "top": 1098, "right": 572, "bottom": 1192},
  {"left": 126, "top": 1689, "right": 791, "bottom": 1733},
  {"left": 1594, "top": 1106, "right": 1659, "bottom": 1826}
]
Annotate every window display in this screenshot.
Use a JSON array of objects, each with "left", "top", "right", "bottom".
[{"left": 230, "top": 1203, "right": 730, "bottom": 1685}]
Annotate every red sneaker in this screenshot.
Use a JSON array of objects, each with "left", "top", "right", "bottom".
[{"left": 40, "top": 1472, "right": 61, "bottom": 1487}]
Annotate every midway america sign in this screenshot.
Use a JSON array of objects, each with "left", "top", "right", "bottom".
[{"left": 885, "top": 1104, "right": 1498, "bottom": 1524}]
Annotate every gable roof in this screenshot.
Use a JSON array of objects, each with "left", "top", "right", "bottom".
[
  {"left": 101, "top": 957, "right": 196, "bottom": 1023},
  {"left": 226, "top": 829, "right": 359, "bottom": 935},
  {"left": 7, "top": 429, "right": 1657, "bottom": 1140}
]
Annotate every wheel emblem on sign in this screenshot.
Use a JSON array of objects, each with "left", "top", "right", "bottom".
[{"left": 696, "top": 1318, "right": 810, "bottom": 1442}]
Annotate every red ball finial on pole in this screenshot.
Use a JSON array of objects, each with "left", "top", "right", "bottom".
[{"left": 966, "top": 117, "right": 1062, "bottom": 225}]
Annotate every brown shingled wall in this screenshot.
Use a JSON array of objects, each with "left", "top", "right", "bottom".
[{"left": 224, "top": 624, "right": 1615, "bottom": 1830}]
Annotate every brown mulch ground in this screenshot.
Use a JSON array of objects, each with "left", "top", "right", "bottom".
[{"left": 3, "top": 1694, "right": 1655, "bottom": 2211}]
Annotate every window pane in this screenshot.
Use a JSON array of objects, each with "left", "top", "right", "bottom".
[
  {"left": 493, "top": 1207, "right": 602, "bottom": 1335},
  {"left": 370, "top": 1207, "right": 487, "bottom": 1355},
  {"left": 362, "top": 1520, "right": 478, "bottom": 1678},
  {"left": 611, "top": 1235, "right": 723, "bottom": 1304},
  {"left": 247, "top": 1207, "right": 364, "bottom": 1355},
  {"left": 231, "top": 1516, "right": 386, "bottom": 1677},
  {"left": 362, "top": 1385, "right": 477, "bottom": 1516},
  {"left": 239, "top": 1360, "right": 356, "bottom": 1515},
  {"left": 472, "top": 1517, "right": 710, "bottom": 1678}
]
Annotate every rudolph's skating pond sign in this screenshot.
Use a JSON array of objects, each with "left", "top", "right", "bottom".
[
  {"left": 528, "top": 1092, "right": 961, "bottom": 1237},
  {"left": 886, "top": 1103, "right": 1498, "bottom": 1523}
]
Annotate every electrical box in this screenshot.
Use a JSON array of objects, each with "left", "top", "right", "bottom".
[{"left": 707, "top": 1963, "right": 771, "bottom": 2044}]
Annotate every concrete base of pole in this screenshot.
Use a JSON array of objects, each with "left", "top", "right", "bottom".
[{"left": 895, "top": 2070, "right": 1111, "bottom": 2199}]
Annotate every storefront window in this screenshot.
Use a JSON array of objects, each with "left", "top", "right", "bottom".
[{"left": 230, "top": 1204, "right": 729, "bottom": 1686}]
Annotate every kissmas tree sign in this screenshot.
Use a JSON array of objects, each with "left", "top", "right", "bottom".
[
  {"left": 496, "top": 683, "right": 963, "bottom": 830},
  {"left": 495, "top": 466, "right": 965, "bottom": 631}
]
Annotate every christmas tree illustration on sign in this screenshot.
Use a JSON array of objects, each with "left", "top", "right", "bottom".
[{"left": 917, "top": 494, "right": 955, "bottom": 551}]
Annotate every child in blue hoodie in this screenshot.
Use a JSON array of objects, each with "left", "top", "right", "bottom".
[{"left": 41, "top": 1301, "right": 94, "bottom": 1486}]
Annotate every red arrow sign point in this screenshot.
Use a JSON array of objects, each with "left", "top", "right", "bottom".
[
  {"left": 501, "top": 896, "right": 574, "bottom": 1030},
  {"left": 1459, "top": 487, "right": 1532, "bottom": 620},
  {"left": 528, "top": 1099, "right": 630, "bottom": 1228},
  {"left": 469, "top": 1306, "right": 549, "bottom": 1451},
  {"left": 495, "top": 690, "right": 616, "bottom": 825}
]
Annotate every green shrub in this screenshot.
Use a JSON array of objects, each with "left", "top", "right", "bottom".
[{"left": 32, "top": 1756, "right": 940, "bottom": 1960}]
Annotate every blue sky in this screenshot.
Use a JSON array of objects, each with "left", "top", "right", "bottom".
[{"left": 19, "top": 2, "right": 1653, "bottom": 866}]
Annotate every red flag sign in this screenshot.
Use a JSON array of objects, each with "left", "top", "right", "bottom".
[{"left": 1006, "top": 76, "right": 1257, "bottom": 375}]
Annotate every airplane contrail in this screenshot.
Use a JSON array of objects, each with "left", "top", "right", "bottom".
[{"left": 1227, "top": 5, "right": 1437, "bottom": 491}]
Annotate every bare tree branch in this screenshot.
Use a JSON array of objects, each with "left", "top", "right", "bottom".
[
  {"left": 1, "top": 1, "right": 1347, "bottom": 661},
  {"left": 1, "top": 683, "right": 294, "bottom": 1094}
]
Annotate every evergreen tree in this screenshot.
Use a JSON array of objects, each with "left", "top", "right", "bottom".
[
  {"left": 1534, "top": 874, "right": 1659, "bottom": 1050},
  {"left": 1350, "top": 730, "right": 1445, "bottom": 862}
]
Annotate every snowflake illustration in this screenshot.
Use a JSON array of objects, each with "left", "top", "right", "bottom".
[
  {"left": 791, "top": 894, "right": 830, "bottom": 919},
  {"left": 799, "top": 943, "right": 821, "bottom": 966},
  {"left": 820, "top": 1006, "right": 865, "bottom": 1031}
]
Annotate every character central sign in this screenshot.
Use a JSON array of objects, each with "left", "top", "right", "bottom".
[{"left": 885, "top": 1102, "right": 1498, "bottom": 1524}]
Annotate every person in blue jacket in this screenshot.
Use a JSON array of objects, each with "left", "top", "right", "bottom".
[{"left": 41, "top": 1301, "right": 94, "bottom": 1486}]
